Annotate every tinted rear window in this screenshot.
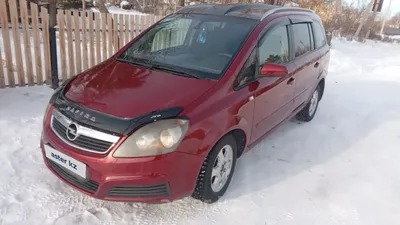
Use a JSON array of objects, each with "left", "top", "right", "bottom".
[
  {"left": 312, "top": 22, "right": 326, "bottom": 49},
  {"left": 291, "top": 23, "right": 312, "bottom": 57}
]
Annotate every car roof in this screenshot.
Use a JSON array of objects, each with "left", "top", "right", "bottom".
[{"left": 175, "top": 4, "right": 315, "bottom": 21}]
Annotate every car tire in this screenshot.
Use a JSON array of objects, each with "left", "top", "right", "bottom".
[
  {"left": 192, "top": 135, "right": 237, "bottom": 203},
  {"left": 296, "top": 85, "right": 321, "bottom": 122}
]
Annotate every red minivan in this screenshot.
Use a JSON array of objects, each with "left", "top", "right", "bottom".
[{"left": 41, "top": 4, "right": 330, "bottom": 203}]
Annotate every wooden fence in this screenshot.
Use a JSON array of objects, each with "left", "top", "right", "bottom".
[
  {"left": 0, "top": 0, "right": 162, "bottom": 88},
  {"left": 0, "top": 0, "right": 50, "bottom": 88},
  {"left": 56, "top": 10, "right": 161, "bottom": 82}
]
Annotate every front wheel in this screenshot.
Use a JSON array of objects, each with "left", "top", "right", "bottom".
[
  {"left": 296, "top": 85, "right": 321, "bottom": 122},
  {"left": 192, "top": 135, "right": 237, "bottom": 203}
]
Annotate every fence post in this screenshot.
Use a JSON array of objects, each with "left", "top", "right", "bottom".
[
  {"left": 49, "top": 0, "right": 59, "bottom": 89},
  {"left": 49, "top": 27, "right": 59, "bottom": 89}
]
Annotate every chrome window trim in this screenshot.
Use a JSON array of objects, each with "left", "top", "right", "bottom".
[{"left": 50, "top": 109, "right": 120, "bottom": 154}]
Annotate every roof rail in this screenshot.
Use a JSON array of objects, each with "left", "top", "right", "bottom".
[
  {"left": 223, "top": 4, "right": 279, "bottom": 15},
  {"left": 260, "top": 7, "right": 315, "bottom": 20},
  {"left": 175, "top": 4, "right": 215, "bottom": 13}
]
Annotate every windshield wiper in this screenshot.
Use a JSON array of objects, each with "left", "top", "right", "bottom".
[
  {"left": 117, "top": 58, "right": 203, "bottom": 80},
  {"left": 151, "top": 64, "right": 201, "bottom": 79},
  {"left": 116, "top": 57, "right": 152, "bottom": 68}
]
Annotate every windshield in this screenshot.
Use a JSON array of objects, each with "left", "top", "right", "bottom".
[{"left": 118, "top": 14, "right": 257, "bottom": 80}]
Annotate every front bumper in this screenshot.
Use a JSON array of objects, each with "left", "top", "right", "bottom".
[{"left": 41, "top": 119, "right": 204, "bottom": 203}]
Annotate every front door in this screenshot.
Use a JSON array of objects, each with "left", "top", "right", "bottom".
[{"left": 250, "top": 20, "right": 296, "bottom": 143}]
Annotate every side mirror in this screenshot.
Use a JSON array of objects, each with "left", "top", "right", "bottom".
[{"left": 260, "top": 63, "right": 288, "bottom": 76}]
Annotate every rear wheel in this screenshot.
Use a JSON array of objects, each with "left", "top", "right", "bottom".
[
  {"left": 296, "top": 85, "right": 321, "bottom": 122},
  {"left": 192, "top": 135, "right": 237, "bottom": 203}
]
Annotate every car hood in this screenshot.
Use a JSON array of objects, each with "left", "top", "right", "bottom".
[{"left": 64, "top": 60, "right": 216, "bottom": 118}]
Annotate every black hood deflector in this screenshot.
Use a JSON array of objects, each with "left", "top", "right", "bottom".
[{"left": 49, "top": 82, "right": 183, "bottom": 135}]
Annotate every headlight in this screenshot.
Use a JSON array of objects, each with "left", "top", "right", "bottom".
[{"left": 113, "top": 119, "right": 189, "bottom": 157}]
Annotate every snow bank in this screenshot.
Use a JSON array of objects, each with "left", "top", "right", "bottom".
[
  {"left": 120, "top": 0, "right": 130, "bottom": 7},
  {"left": 91, "top": 6, "right": 146, "bottom": 16},
  {"left": 391, "top": 35, "right": 400, "bottom": 40}
]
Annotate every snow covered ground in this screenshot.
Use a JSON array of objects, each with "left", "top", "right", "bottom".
[
  {"left": 1, "top": 39, "right": 400, "bottom": 225},
  {"left": 91, "top": 5, "right": 146, "bottom": 15},
  {"left": 391, "top": 35, "right": 400, "bottom": 40}
]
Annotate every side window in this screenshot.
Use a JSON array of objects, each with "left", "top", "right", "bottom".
[
  {"left": 312, "top": 22, "right": 327, "bottom": 49},
  {"left": 291, "top": 23, "right": 312, "bottom": 57},
  {"left": 234, "top": 49, "right": 257, "bottom": 88},
  {"left": 258, "top": 25, "right": 289, "bottom": 67}
]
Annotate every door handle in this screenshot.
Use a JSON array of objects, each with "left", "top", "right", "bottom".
[
  {"left": 314, "top": 62, "right": 320, "bottom": 68},
  {"left": 287, "top": 77, "right": 295, "bottom": 85}
]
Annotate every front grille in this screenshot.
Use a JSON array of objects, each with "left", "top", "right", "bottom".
[
  {"left": 51, "top": 116, "right": 114, "bottom": 153},
  {"left": 48, "top": 160, "right": 99, "bottom": 194},
  {"left": 108, "top": 184, "right": 170, "bottom": 198}
]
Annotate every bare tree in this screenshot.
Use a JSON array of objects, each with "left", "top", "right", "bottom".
[
  {"left": 264, "top": 0, "right": 287, "bottom": 6},
  {"left": 299, "top": 0, "right": 338, "bottom": 28},
  {"left": 94, "top": 0, "right": 110, "bottom": 13},
  {"left": 364, "top": 0, "right": 380, "bottom": 39},
  {"left": 388, "top": 12, "right": 400, "bottom": 28},
  {"left": 131, "top": 0, "right": 144, "bottom": 12},
  {"left": 352, "top": 0, "right": 373, "bottom": 40}
]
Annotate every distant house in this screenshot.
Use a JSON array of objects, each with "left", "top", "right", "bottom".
[{"left": 384, "top": 27, "right": 400, "bottom": 36}]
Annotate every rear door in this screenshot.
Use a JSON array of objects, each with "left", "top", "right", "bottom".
[
  {"left": 311, "top": 20, "right": 330, "bottom": 80},
  {"left": 288, "top": 16, "right": 321, "bottom": 111}
]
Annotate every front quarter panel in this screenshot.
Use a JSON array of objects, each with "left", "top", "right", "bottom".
[{"left": 177, "top": 88, "right": 255, "bottom": 158}]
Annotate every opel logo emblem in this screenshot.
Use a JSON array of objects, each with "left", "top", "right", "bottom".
[{"left": 66, "top": 123, "right": 79, "bottom": 141}]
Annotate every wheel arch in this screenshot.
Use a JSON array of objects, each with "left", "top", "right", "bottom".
[
  {"left": 318, "top": 78, "right": 325, "bottom": 100},
  {"left": 207, "top": 128, "right": 247, "bottom": 159},
  {"left": 197, "top": 126, "right": 248, "bottom": 160},
  {"left": 228, "top": 129, "right": 247, "bottom": 158}
]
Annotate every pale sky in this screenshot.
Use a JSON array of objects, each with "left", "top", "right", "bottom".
[
  {"left": 384, "top": 0, "right": 400, "bottom": 16},
  {"left": 344, "top": 0, "right": 400, "bottom": 17}
]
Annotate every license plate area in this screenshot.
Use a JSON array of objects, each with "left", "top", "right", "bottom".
[{"left": 44, "top": 144, "right": 87, "bottom": 179}]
